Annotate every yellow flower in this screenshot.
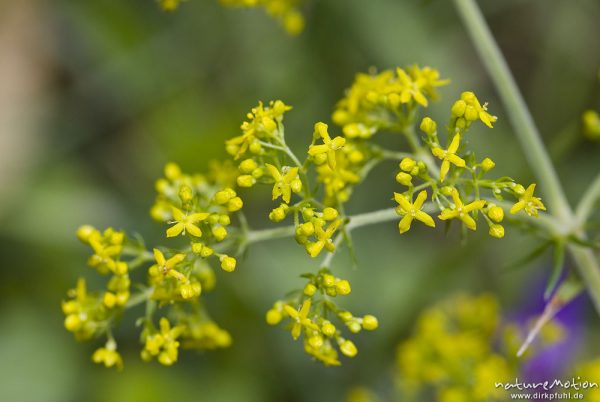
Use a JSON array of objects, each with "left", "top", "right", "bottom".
[
  {"left": 431, "top": 134, "right": 466, "bottom": 182},
  {"left": 510, "top": 183, "right": 546, "bottom": 217},
  {"left": 583, "top": 110, "right": 600, "bottom": 140},
  {"left": 394, "top": 190, "right": 435, "bottom": 234},
  {"left": 308, "top": 122, "right": 346, "bottom": 170},
  {"left": 396, "top": 67, "right": 428, "bottom": 106},
  {"left": 438, "top": 188, "right": 486, "bottom": 230},
  {"left": 265, "top": 164, "right": 302, "bottom": 204},
  {"left": 304, "top": 339, "right": 341, "bottom": 366},
  {"left": 142, "top": 317, "right": 184, "bottom": 366},
  {"left": 92, "top": 342, "right": 123, "bottom": 370},
  {"left": 149, "top": 248, "right": 186, "bottom": 279},
  {"left": 283, "top": 299, "right": 318, "bottom": 339},
  {"left": 166, "top": 207, "right": 209, "bottom": 237},
  {"left": 305, "top": 218, "right": 342, "bottom": 257},
  {"left": 454, "top": 91, "right": 498, "bottom": 128}
]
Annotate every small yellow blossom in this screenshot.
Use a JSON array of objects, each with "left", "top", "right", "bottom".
[
  {"left": 166, "top": 207, "right": 209, "bottom": 238},
  {"left": 265, "top": 164, "right": 302, "bottom": 203},
  {"left": 283, "top": 300, "right": 318, "bottom": 340},
  {"left": 438, "top": 188, "right": 486, "bottom": 230},
  {"left": 305, "top": 218, "right": 342, "bottom": 257},
  {"left": 92, "top": 341, "right": 123, "bottom": 370},
  {"left": 510, "top": 183, "right": 546, "bottom": 217},
  {"left": 394, "top": 191, "right": 435, "bottom": 234},
  {"left": 308, "top": 122, "right": 346, "bottom": 170},
  {"left": 431, "top": 134, "right": 466, "bottom": 182},
  {"left": 142, "top": 318, "right": 185, "bottom": 366},
  {"left": 582, "top": 110, "right": 600, "bottom": 140}
]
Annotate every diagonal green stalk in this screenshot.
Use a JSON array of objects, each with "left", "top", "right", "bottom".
[{"left": 452, "top": 0, "right": 600, "bottom": 315}]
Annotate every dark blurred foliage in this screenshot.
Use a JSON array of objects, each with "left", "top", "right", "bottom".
[{"left": 0, "top": 0, "right": 599, "bottom": 401}]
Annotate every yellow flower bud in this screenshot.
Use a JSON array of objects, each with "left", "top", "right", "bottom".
[
  {"left": 164, "top": 162, "right": 181, "bottom": 180},
  {"left": 420, "top": 117, "right": 437, "bottom": 135},
  {"left": 249, "top": 140, "right": 263, "bottom": 154},
  {"left": 252, "top": 167, "right": 264, "bottom": 179},
  {"left": 335, "top": 280, "right": 351, "bottom": 296},
  {"left": 269, "top": 207, "right": 286, "bottom": 222},
  {"left": 396, "top": 172, "right": 412, "bottom": 186},
  {"left": 227, "top": 197, "right": 243, "bottom": 212},
  {"left": 103, "top": 292, "right": 117, "bottom": 308},
  {"left": 362, "top": 315, "right": 379, "bottom": 330},
  {"left": 451, "top": 100, "right": 467, "bottom": 117},
  {"left": 239, "top": 158, "right": 258, "bottom": 173},
  {"left": 62, "top": 300, "right": 78, "bottom": 314},
  {"left": 488, "top": 206, "right": 504, "bottom": 223},
  {"left": 308, "top": 335, "right": 324, "bottom": 349},
  {"left": 237, "top": 175, "right": 255, "bottom": 188},
  {"left": 178, "top": 185, "right": 193, "bottom": 203},
  {"left": 312, "top": 153, "right": 327, "bottom": 165},
  {"left": 489, "top": 224, "right": 505, "bottom": 238},
  {"left": 304, "top": 283, "right": 317, "bottom": 296},
  {"left": 441, "top": 186, "right": 454, "bottom": 196},
  {"left": 214, "top": 189, "right": 233, "bottom": 205},
  {"left": 321, "top": 322, "right": 336, "bottom": 337},
  {"left": 220, "top": 256, "right": 237, "bottom": 272},
  {"left": 399, "top": 157, "right": 416, "bottom": 172},
  {"left": 322, "top": 207, "right": 339, "bottom": 221},
  {"left": 212, "top": 226, "right": 228, "bottom": 241},
  {"left": 322, "top": 274, "right": 335, "bottom": 287},
  {"left": 299, "top": 222, "right": 315, "bottom": 236},
  {"left": 340, "top": 340, "right": 358, "bottom": 357},
  {"left": 481, "top": 157, "right": 495, "bottom": 172},
  {"left": 266, "top": 309, "right": 282, "bottom": 325},
  {"left": 290, "top": 178, "right": 303, "bottom": 194},
  {"left": 348, "top": 150, "right": 365, "bottom": 164},
  {"left": 464, "top": 105, "right": 479, "bottom": 121},
  {"left": 64, "top": 314, "right": 82, "bottom": 331},
  {"left": 76, "top": 225, "right": 96, "bottom": 243},
  {"left": 200, "top": 246, "right": 214, "bottom": 258},
  {"left": 219, "top": 214, "right": 230, "bottom": 225}
]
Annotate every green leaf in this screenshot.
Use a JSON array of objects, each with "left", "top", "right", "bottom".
[{"left": 544, "top": 243, "right": 565, "bottom": 301}]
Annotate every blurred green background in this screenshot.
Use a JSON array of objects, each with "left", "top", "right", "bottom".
[{"left": 0, "top": 0, "right": 599, "bottom": 401}]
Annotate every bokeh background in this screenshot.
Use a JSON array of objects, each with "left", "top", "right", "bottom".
[{"left": 0, "top": 0, "right": 599, "bottom": 401}]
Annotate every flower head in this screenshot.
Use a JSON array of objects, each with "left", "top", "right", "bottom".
[
  {"left": 308, "top": 122, "right": 346, "bottom": 170},
  {"left": 265, "top": 164, "right": 302, "bottom": 204},
  {"left": 510, "top": 183, "right": 546, "bottom": 217},
  {"left": 431, "top": 134, "right": 466, "bottom": 182},
  {"left": 166, "top": 207, "right": 209, "bottom": 238},
  {"left": 142, "top": 317, "right": 185, "bottom": 366},
  {"left": 394, "top": 190, "right": 436, "bottom": 234},
  {"left": 284, "top": 300, "right": 319, "bottom": 340},
  {"left": 438, "top": 188, "right": 486, "bottom": 230},
  {"left": 92, "top": 341, "right": 123, "bottom": 370}
]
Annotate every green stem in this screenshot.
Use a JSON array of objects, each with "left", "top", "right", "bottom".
[
  {"left": 453, "top": 0, "right": 600, "bottom": 315},
  {"left": 576, "top": 172, "right": 600, "bottom": 226}
]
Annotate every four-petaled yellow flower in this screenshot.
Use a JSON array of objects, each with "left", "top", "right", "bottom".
[
  {"left": 150, "top": 248, "right": 186, "bottom": 279},
  {"left": 431, "top": 134, "right": 466, "bottom": 182},
  {"left": 394, "top": 190, "right": 436, "bottom": 234},
  {"left": 308, "top": 122, "right": 346, "bottom": 169},
  {"left": 265, "top": 163, "right": 302, "bottom": 204},
  {"left": 510, "top": 183, "right": 546, "bottom": 217},
  {"left": 396, "top": 67, "right": 429, "bottom": 107},
  {"left": 167, "top": 207, "right": 209, "bottom": 238},
  {"left": 306, "top": 219, "right": 342, "bottom": 257},
  {"left": 283, "top": 300, "right": 318, "bottom": 340},
  {"left": 438, "top": 188, "right": 486, "bottom": 230}
]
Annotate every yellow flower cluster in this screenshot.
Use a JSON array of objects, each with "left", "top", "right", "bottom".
[
  {"left": 396, "top": 294, "right": 562, "bottom": 402},
  {"left": 92, "top": 340, "right": 123, "bottom": 370},
  {"left": 62, "top": 278, "right": 111, "bottom": 341},
  {"left": 391, "top": 91, "right": 546, "bottom": 239},
  {"left": 294, "top": 206, "right": 343, "bottom": 258},
  {"left": 310, "top": 122, "right": 363, "bottom": 205},
  {"left": 220, "top": 0, "right": 305, "bottom": 35},
  {"left": 266, "top": 269, "right": 378, "bottom": 366},
  {"left": 332, "top": 66, "right": 449, "bottom": 138}
]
